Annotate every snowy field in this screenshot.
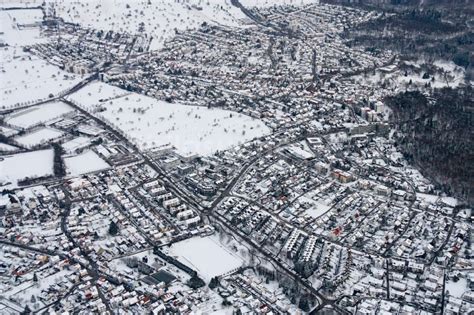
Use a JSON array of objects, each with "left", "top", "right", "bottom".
[
  {"left": 240, "top": 0, "right": 319, "bottom": 7},
  {"left": 68, "top": 82, "right": 271, "bottom": 156},
  {"left": 0, "top": 7, "right": 82, "bottom": 109},
  {"left": 4, "top": 101, "right": 75, "bottom": 129},
  {"left": 0, "top": 0, "right": 41, "bottom": 8},
  {"left": 445, "top": 276, "right": 468, "bottom": 299},
  {"left": 0, "top": 149, "right": 54, "bottom": 187},
  {"left": 13, "top": 127, "right": 64, "bottom": 147},
  {"left": 417, "top": 193, "right": 458, "bottom": 207},
  {"left": 355, "top": 59, "right": 467, "bottom": 92},
  {"left": 64, "top": 150, "right": 110, "bottom": 176},
  {"left": 0, "top": 142, "right": 20, "bottom": 153},
  {"left": 3, "top": 7, "right": 42, "bottom": 23},
  {"left": 0, "top": 48, "right": 82, "bottom": 109},
  {"left": 0, "top": 8, "right": 46, "bottom": 47},
  {"left": 50, "top": 0, "right": 246, "bottom": 50},
  {"left": 0, "top": 125, "right": 19, "bottom": 137},
  {"left": 62, "top": 136, "right": 92, "bottom": 153},
  {"left": 168, "top": 236, "right": 244, "bottom": 281}
]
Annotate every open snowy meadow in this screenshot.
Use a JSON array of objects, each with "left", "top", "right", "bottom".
[
  {"left": 168, "top": 236, "right": 244, "bottom": 282},
  {"left": 240, "top": 0, "right": 319, "bottom": 8},
  {"left": 0, "top": 148, "right": 54, "bottom": 188},
  {"left": 4, "top": 101, "right": 75, "bottom": 129},
  {"left": 0, "top": 48, "right": 83, "bottom": 109},
  {"left": 13, "top": 127, "right": 64, "bottom": 148},
  {"left": 0, "top": 8, "right": 45, "bottom": 47},
  {"left": 0, "top": 7, "right": 83, "bottom": 109},
  {"left": 64, "top": 150, "right": 110, "bottom": 176},
  {"left": 51, "top": 0, "right": 246, "bottom": 50},
  {"left": 67, "top": 82, "right": 271, "bottom": 157}
]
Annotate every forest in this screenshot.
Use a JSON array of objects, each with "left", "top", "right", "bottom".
[{"left": 386, "top": 87, "right": 474, "bottom": 204}]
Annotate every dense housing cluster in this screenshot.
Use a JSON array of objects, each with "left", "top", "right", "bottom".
[{"left": 0, "top": 0, "right": 472, "bottom": 314}]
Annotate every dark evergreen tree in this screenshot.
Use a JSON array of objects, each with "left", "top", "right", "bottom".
[{"left": 108, "top": 221, "right": 119, "bottom": 236}]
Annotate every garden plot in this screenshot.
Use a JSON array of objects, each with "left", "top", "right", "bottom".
[
  {"left": 13, "top": 127, "right": 64, "bottom": 147},
  {"left": 4, "top": 101, "right": 75, "bottom": 129},
  {"left": 52, "top": 0, "right": 246, "bottom": 50},
  {"left": 64, "top": 150, "right": 110, "bottom": 177},
  {"left": 68, "top": 82, "right": 271, "bottom": 157},
  {"left": 168, "top": 236, "right": 244, "bottom": 281},
  {"left": 0, "top": 149, "right": 54, "bottom": 188},
  {"left": 0, "top": 48, "right": 82, "bottom": 109}
]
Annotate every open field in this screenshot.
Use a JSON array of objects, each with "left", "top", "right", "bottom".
[
  {"left": 0, "top": 142, "right": 20, "bottom": 153},
  {"left": 64, "top": 150, "right": 110, "bottom": 176},
  {"left": 13, "top": 127, "right": 64, "bottom": 147},
  {"left": 61, "top": 136, "right": 92, "bottom": 153},
  {"left": 0, "top": 148, "right": 54, "bottom": 188},
  {"left": 0, "top": 48, "right": 82, "bottom": 109},
  {"left": 68, "top": 82, "right": 271, "bottom": 157},
  {"left": 0, "top": 8, "right": 45, "bottom": 47},
  {"left": 4, "top": 101, "right": 74, "bottom": 129},
  {"left": 240, "top": 0, "right": 319, "bottom": 7},
  {"left": 168, "top": 236, "right": 244, "bottom": 281},
  {"left": 51, "top": 0, "right": 246, "bottom": 50},
  {"left": 0, "top": 7, "right": 82, "bottom": 109}
]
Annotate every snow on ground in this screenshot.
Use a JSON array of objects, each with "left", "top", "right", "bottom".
[
  {"left": 61, "top": 136, "right": 92, "bottom": 153},
  {"left": 0, "top": 149, "right": 54, "bottom": 187},
  {"left": 417, "top": 193, "right": 458, "bottom": 207},
  {"left": 0, "top": 6, "right": 80, "bottom": 109},
  {"left": 0, "top": 125, "right": 20, "bottom": 137},
  {"left": 68, "top": 82, "right": 271, "bottom": 157},
  {"left": 240, "top": 0, "right": 319, "bottom": 7},
  {"left": 301, "top": 198, "right": 331, "bottom": 219},
  {"left": 4, "top": 7, "right": 42, "bottom": 23},
  {"left": 356, "top": 59, "right": 466, "bottom": 92},
  {"left": 5, "top": 268, "right": 75, "bottom": 311},
  {"left": 67, "top": 81, "right": 123, "bottom": 103},
  {"left": 0, "top": 8, "right": 80, "bottom": 109},
  {"left": 0, "top": 142, "right": 20, "bottom": 153},
  {"left": 417, "top": 193, "right": 440, "bottom": 203},
  {"left": 0, "top": 8, "right": 46, "bottom": 47},
  {"left": 64, "top": 150, "right": 110, "bottom": 176},
  {"left": 395, "top": 70, "right": 464, "bottom": 89},
  {"left": 13, "top": 127, "right": 64, "bottom": 147},
  {"left": 445, "top": 276, "right": 468, "bottom": 299},
  {"left": 4, "top": 101, "right": 75, "bottom": 129},
  {"left": 439, "top": 196, "right": 458, "bottom": 207},
  {"left": 168, "top": 235, "right": 244, "bottom": 281},
  {"left": 50, "top": 0, "right": 246, "bottom": 50},
  {"left": 0, "top": 0, "right": 40, "bottom": 9},
  {"left": 0, "top": 48, "right": 82, "bottom": 109},
  {"left": 284, "top": 141, "right": 315, "bottom": 159}
]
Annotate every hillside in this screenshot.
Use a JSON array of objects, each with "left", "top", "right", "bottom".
[{"left": 386, "top": 88, "right": 474, "bottom": 204}]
